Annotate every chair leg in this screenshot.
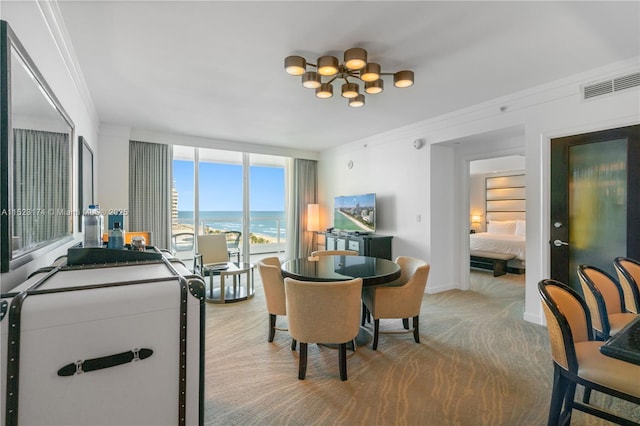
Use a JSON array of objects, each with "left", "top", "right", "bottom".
[
  {"left": 582, "top": 386, "right": 591, "bottom": 404},
  {"left": 339, "top": 343, "right": 348, "bottom": 381},
  {"left": 373, "top": 319, "right": 380, "bottom": 350},
  {"left": 413, "top": 315, "right": 420, "bottom": 343},
  {"left": 291, "top": 338, "right": 297, "bottom": 351},
  {"left": 298, "top": 343, "right": 307, "bottom": 380},
  {"left": 559, "top": 381, "right": 576, "bottom": 426},
  {"left": 403, "top": 318, "right": 409, "bottom": 330},
  {"left": 268, "top": 314, "right": 276, "bottom": 342},
  {"left": 361, "top": 303, "right": 367, "bottom": 326},
  {"left": 548, "top": 364, "right": 569, "bottom": 426}
]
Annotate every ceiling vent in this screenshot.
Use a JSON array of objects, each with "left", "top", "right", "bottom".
[{"left": 583, "top": 72, "right": 640, "bottom": 100}]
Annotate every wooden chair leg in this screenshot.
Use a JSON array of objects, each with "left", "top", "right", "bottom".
[
  {"left": 582, "top": 386, "right": 591, "bottom": 403},
  {"left": 402, "top": 318, "right": 409, "bottom": 329},
  {"left": 268, "top": 314, "right": 276, "bottom": 342},
  {"left": 339, "top": 343, "right": 348, "bottom": 381},
  {"left": 413, "top": 315, "right": 420, "bottom": 343},
  {"left": 548, "top": 365, "right": 569, "bottom": 426},
  {"left": 373, "top": 319, "right": 380, "bottom": 350},
  {"left": 291, "top": 338, "right": 297, "bottom": 351},
  {"left": 361, "top": 303, "right": 367, "bottom": 326},
  {"left": 559, "top": 381, "right": 576, "bottom": 426},
  {"left": 298, "top": 342, "right": 307, "bottom": 380}
]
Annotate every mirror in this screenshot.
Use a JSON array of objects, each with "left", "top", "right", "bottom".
[
  {"left": 1, "top": 20, "right": 75, "bottom": 272},
  {"left": 78, "top": 136, "right": 94, "bottom": 231}
]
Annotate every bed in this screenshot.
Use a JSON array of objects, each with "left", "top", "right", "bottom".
[{"left": 470, "top": 220, "right": 526, "bottom": 274}]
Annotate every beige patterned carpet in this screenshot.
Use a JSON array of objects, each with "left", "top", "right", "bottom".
[{"left": 202, "top": 270, "right": 638, "bottom": 426}]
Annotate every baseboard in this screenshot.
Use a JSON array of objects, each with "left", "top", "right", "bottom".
[{"left": 426, "top": 283, "right": 457, "bottom": 294}]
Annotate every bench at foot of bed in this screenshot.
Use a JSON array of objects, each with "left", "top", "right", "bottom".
[{"left": 470, "top": 250, "right": 516, "bottom": 277}]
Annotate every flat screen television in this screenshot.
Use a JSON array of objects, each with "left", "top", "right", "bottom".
[{"left": 333, "top": 193, "right": 376, "bottom": 233}]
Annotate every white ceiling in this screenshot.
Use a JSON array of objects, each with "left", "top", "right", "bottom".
[{"left": 55, "top": 1, "right": 640, "bottom": 152}]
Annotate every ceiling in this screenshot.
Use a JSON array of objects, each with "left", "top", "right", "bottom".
[{"left": 55, "top": 1, "right": 640, "bottom": 152}]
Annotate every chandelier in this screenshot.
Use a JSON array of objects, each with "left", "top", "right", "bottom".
[{"left": 284, "top": 48, "right": 414, "bottom": 108}]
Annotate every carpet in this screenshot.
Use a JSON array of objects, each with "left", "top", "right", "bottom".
[{"left": 202, "top": 270, "right": 638, "bottom": 425}]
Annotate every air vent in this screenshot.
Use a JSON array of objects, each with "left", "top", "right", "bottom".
[{"left": 583, "top": 72, "right": 640, "bottom": 100}]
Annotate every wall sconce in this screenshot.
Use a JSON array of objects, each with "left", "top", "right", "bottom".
[{"left": 471, "top": 215, "right": 481, "bottom": 224}]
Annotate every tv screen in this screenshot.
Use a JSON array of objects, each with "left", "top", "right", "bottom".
[{"left": 334, "top": 193, "right": 376, "bottom": 233}]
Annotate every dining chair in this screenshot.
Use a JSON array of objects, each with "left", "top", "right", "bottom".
[
  {"left": 284, "top": 277, "right": 362, "bottom": 381},
  {"left": 361, "top": 256, "right": 430, "bottom": 350},
  {"left": 538, "top": 279, "right": 640, "bottom": 426},
  {"left": 194, "top": 234, "right": 229, "bottom": 276},
  {"left": 577, "top": 264, "right": 636, "bottom": 340},
  {"left": 310, "top": 249, "right": 359, "bottom": 257},
  {"left": 224, "top": 231, "right": 241, "bottom": 262},
  {"left": 613, "top": 257, "right": 640, "bottom": 314},
  {"left": 257, "top": 257, "right": 296, "bottom": 350}
]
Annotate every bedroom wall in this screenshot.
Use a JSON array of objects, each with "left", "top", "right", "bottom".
[
  {"left": 470, "top": 168, "right": 526, "bottom": 232},
  {"left": 0, "top": 1, "right": 100, "bottom": 292},
  {"left": 318, "top": 57, "right": 640, "bottom": 324}
]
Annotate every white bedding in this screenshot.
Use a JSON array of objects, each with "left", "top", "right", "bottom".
[{"left": 470, "top": 232, "right": 526, "bottom": 260}]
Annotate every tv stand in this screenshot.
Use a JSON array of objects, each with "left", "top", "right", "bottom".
[{"left": 324, "top": 232, "right": 393, "bottom": 260}]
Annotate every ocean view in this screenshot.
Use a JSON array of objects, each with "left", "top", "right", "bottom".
[{"left": 176, "top": 211, "right": 286, "bottom": 239}]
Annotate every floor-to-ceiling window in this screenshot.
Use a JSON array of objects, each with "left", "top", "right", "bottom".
[{"left": 171, "top": 146, "right": 286, "bottom": 263}]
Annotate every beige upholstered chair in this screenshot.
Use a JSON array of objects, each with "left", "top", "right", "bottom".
[
  {"left": 310, "top": 249, "right": 359, "bottom": 257},
  {"left": 257, "top": 257, "right": 295, "bottom": 349},
  {"left": 538, "top": 279, "right": 640, "bottom": 425},
  {"left": 194, "top": 234, "right": 229, "bottom": 275},
  {"left": 613, "top": 257, "right": 640, "bottom": 314},
  {"left": 362, "top": 256, "right": 430, "bottom": 350},
  {"left": 577, "top": 265, "right": 636, "bottom": 340},
  {"left": 284, "top": 277, "right": 362, "bottom": 381}
]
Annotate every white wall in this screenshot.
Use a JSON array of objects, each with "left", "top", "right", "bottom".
[
  {"left": 0, "top": 1, "right": 100, "bottom": 292},
  {"left": 319, "top": 57, "right": 640, "bottom": 324}
]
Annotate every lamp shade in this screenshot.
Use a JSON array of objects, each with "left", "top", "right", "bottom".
[
  {"left": 315, "top": 83, "right": 333, "bottom": 99},
  {"left": 360, "top": 63, "right": 380, "bottom": 82},
  {"left": 471, "top": 215, "right": 481, "bottom": 224},
  {"left": 365, "top": 79, "right": 383, "bottom": 94},
  {"left": 317, "top": 56, "right": 339, "bottom": 76},
  {"left": 284, "top": 56, "right": 306, "bottom": 76},
  {"left": 394, "top": 70, "right": 414, "bottom": 88},
  {"left": 341, "top": 82, "right": 359, "bottom": 98},
  {"left": 344, "top": 48, "right": 367, "bottom": 70},
  {"left": 348, "top": 94, "right": 365, "bottom": 108},
  {"left": 307, "top": 204, "right": 320, "bottom": 232},
  {"left": 302, "top": 71, "right": 321, "bottom": 89}
]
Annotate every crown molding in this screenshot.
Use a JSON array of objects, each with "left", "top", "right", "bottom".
[{"left": 36, "top": 0, "right": 99, "bottom": 129}]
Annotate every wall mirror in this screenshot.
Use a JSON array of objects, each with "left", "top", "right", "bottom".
[
  {"left": 1, "top": 20, "right": 75, "bottom": 272},
  {"left": 78, "top": 136, "right": 94, "bottom": 231}
]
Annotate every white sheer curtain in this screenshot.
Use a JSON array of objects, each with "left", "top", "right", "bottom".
[
  {"left": 285, "top": 158, "right": 317, "bottom": 259},
  {"left": 128, "top": 140, "right": 172, "bottom": 250}
]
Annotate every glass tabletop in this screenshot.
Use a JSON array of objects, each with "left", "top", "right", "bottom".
[
  {"left": 280, "top": 255, "right": 400, "bottom": 286},
  {"left": 600, "top": 315, "right": 640, "bottom": 365}
]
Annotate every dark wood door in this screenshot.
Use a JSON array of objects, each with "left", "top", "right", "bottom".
[{"left": 550, "top": 124, "right": 639, "bottom": 290}]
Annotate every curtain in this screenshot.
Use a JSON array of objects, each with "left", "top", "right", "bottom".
[
  {"left": 285, "top": 158, "right": 317, "bottom": 259},
  {"left": 129, "top": 140, "right": 172, "bottom": 250},
  {"left": 13, "top": 128, "right": 70, "bottom": 250}
]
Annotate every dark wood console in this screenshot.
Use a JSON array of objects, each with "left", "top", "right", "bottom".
[{"left": 324, "top": 233, "right": 393, "bottom": 260}]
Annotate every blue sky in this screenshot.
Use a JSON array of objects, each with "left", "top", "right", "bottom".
[{"left": 173, "top": 160, "right": 284, "bottom": 211}]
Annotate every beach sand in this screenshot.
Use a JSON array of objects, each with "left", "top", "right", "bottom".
[{"left": 172, "top": 223, "right": 282, "bottom": 244}]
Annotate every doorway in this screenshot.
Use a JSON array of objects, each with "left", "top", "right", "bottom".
[{"left": 550, "top": 124, "right": 640, "bottom": 290}]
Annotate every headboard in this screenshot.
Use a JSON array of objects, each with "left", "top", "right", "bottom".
[{"left": 485, "top": 174, "right": 526, "bottom": 223}]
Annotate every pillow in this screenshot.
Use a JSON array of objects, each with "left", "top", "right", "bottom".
[
  {"left": 515, "top": 220, "right": 526, "bottom": 237},
  {"left": 487, "top": 220, "right": 516, "bottom": 235}
]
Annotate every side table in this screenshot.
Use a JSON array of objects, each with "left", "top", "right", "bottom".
[{"left": 203, "top": 262, "right": 255, "bottom": 304}]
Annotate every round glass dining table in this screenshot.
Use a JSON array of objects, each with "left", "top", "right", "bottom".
[
  {"left": 280, "top": 255, "right": 401, "bottom": 286},
  {"left": 280, "top": 255, "right": 401, "bottom": 348}
]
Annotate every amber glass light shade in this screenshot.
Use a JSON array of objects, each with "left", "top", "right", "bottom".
[
  {"left": 344, "top": 48, "right": 367, "bottom": 70},
  {"left": 284, "top": 56, "right": 306, "bottom": 76},
  {"left": 302, "top": 71, "right": 321, "bottom": 89},
  {"left": 365, "top": 79, "right": 383, "bottom": 94},
  {"left": 317, "top": 56, "right": 339, "bottom": 76},
  {"left": 394, "top": 70, "right": 414, "bottom": 88}
]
